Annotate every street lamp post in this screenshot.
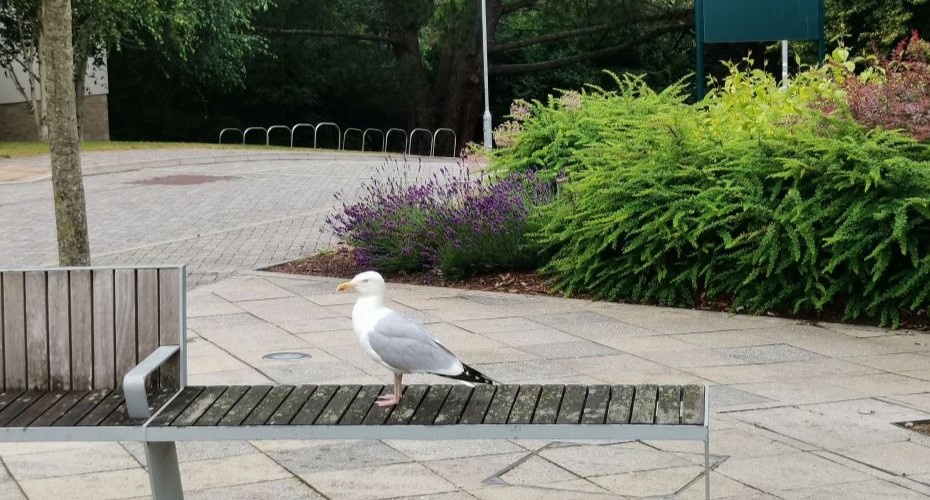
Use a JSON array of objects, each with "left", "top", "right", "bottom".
[{"left": 480, "top": 0, "right": 492, "bottom": 149}]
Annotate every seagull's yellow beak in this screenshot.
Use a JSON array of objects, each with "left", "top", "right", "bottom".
[{"left": 336, "top": 281, "right": 355, "bottom": 292}]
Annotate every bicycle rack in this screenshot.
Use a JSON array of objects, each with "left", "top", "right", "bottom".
[
  {"left": 362, "top": 128, "right": 385, "bottom": 152},
  {"left": 221, "top": 123, "right": 458, "bottom": 157},
  {"left": 342, "top": 128, "right": 363, "bottom": 151},
  {"left": 431, "top": 128, "right": 457, "bottom": 157},
  {"left": 290, "top": 123, "right": 315, "bottom": 147},
  {"left": 243, "top": 127, "right": 268, "bottom": 145},
  {"left": 408, "top": 128, "right": 433, "bottom": 156},
  {"left": 219, "top": 128, "right": 243, "bottom": 144},
  {"left": 314, "top": 122, "right": 342, "bottom": 150},
  {"left": 266, "top": 125, "right": 291, "bottom": 146},
  {"left": 385, "top": 128, "right": 407, "bottom": 154}
]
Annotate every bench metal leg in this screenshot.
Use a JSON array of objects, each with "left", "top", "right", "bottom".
[
  {"left": 146, "top": 442, "right": 184, "bottom": 500},
  {"left": 704, "top": 435, "right": 710, "bottom": 500}
]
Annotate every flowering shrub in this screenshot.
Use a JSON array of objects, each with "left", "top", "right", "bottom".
[
  {"left": 325, "top": 163, "right": 551, "bottom": 279},
  {"left": 846, "top": 32, "right": 930, "bottom": 142}
]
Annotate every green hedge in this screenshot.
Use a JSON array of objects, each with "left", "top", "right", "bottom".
[{"left": 493, "top": 65, "right": 930, "bottom": 326}]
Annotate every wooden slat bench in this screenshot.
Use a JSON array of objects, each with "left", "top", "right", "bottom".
[{"left": 0, "top": 266, "right": 711, "bottom": 500}]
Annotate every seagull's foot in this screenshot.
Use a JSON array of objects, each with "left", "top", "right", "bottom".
[{"left": 375, "top": 394, "right": 401, "bottom": 407}]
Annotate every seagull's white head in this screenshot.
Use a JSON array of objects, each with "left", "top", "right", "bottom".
[{"left": 336, "top": 271, "right": 386, "bottom": 298}]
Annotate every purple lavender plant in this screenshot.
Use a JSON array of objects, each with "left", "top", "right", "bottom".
[{"left": 325, "top": 162, "right": 551, "bottom": 277}]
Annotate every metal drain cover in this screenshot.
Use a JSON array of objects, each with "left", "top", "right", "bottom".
[{"left": 262, "top": 352, "right": 311, "bottom": 361}]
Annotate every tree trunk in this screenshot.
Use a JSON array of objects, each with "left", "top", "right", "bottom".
[
  {"left": 432, "top": 0, "right": 494, "bottom": 148},
  {"left": 41, "top": 0, "right": 91, "bottom": 266},
  {"left": 382, "top": 3, "right": 435, "bottom": 130}
]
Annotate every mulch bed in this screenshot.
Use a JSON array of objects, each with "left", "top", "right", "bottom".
[
  {"left": 266, "top": 249, "right": 556, "bottom": 295},
  {"left": 266, "top": 249, "right": 930, "bottom": 331}
]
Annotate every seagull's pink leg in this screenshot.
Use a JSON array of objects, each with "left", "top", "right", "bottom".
[{"left": 375, "top": 373, "right": 403, "bottom": 407}]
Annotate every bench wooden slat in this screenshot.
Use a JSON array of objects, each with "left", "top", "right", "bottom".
[
  {"left": 47, "top": 271, "right": 71, "bottom": 391},
  {"left": 196, "top": 386, "right": 249, "bottom": 426},
  {"left": 242, "top": 385, "right": 294, "bottom": 426},
  {"left": 508, "top": 385, "right": 541, "bottom": 425},
  {"left": 681, "top": 385, "right": 705, "bottom": 425},
  {"left": 0, "top": 391, "right": 24, "bottom": 412},
  {"left": 267, "top": 386, "right": 318, "bottom": 425},
  {"left": 656, "top": 385, "right": 681, "bottom": 425},
  {"left": 69, "top": 270, "right": 94, "bottom": 390},
  {"left": 484, "top": 385, "right": 519, "bottom": 424},
  {"left": 386, "top": 385, "right": 428, "bottom": 425},
  {"left": 92, "top": 270, "right": 116, "bottom": 388},
  {"left": 291, "top": 386, "right": 338, "bottom": 425},
  {"left": 315, "top": 385, "right": 360, "bottom": 425},
  {"left": 532, "top": 385, "right": 564, "bottom": 424},
  {"left": 218, "top": 386, "right": 272, "bottom": 426},
  {"left": 631, "top": 384, "right": 659, "bottom": 424},
  {"left": 54, "top": 389, "right": 110, "bottom": 426},
  {"left": 606, "top": 385, "right": 634, "bottom": 424},
  {"left": 173, "top": 386, "right": 228, "bottom": 427},
  {"left": 409, "top": 385, "right": 452, "bottom": 425},
  {"left": 362, "top": 386, "right": 397, "bottom": 425},
  {"left": 102, "top": 389, "right": 175, "bottom": 427},
  {"left": 433, "top": 385, "right": 473, "bottom": 425},
  {"left": 158, "top": 268, "right": 182, "bottom": 388},
  {"left": 114, "top": 270, "right": 138, "bottom": 380},
  {"left": 556, "top": 385, "right": 587, "bottom": 424},
  {"left": 2, "top": 272, "right": 27, "bottom": 389},
  {"left": 581, "top": 385, "right": 611, "bottom": 424},
  {"left": 339, "top": 385, "right": 384, "bottom": 425},
  {"left": 0, "top": 391, "right": 43, "bottom": 426},
  {"left": 459, "top": 385, "right": 497, "bottom": 424},
  {"left": 8, "top": 392, "right": 65, "bottom": 427},
  {"left": 0, "top": 278, "right": 4, "bottom": 390},
  {"left": 136, "top": 269, "right": 160, "bottom": 378},
  {"left": 25, "top": 272, "right": 49, "bottom": 390},
  {"left": 77, "top": 390, "right": 125, "bottom": 426},
  {"left": 29, "top": 391, "right": 87, "bottom": 426},
  {"left": 150, "top": 387, "right": 204, "bottom": 426}
]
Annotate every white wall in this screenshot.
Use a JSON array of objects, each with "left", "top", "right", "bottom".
[{"left": 0, "top": 58, "right": 109, "bottom": 105}]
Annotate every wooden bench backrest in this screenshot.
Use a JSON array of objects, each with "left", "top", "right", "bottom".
[{"left": 0, "top": 265, "right": 186, "bottom": 392}]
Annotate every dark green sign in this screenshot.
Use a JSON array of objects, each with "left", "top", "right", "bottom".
[
  {"left": 696, "top": 0, "right": 825, "bottom": 98},
  {"left": 703, "top": 0, "right": 823, "bottom": 43}
]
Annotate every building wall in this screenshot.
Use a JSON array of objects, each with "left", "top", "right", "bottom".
[
  {"left": 0, "top": 95, "right": 110, "bottom": 141},
  {"left": 0, "top": 58, "right": 110, "bottom": 141}
]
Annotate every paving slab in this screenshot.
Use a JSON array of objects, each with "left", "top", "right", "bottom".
[
  {"left": 716, "top": 451, "right": 872, "bottom": 491},
  {"left": 186, "top": 478, "right": 324, "bottom": 499},
  {"left": 298, "top": 462, "right": 458, "bottom": 500}
]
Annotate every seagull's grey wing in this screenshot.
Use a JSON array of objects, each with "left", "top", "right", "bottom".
[{"left": 367, "top": 312, "right": 463, "bottom": 375}]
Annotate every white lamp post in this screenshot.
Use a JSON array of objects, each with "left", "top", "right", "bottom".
[{"left": 480, "top": 0, "right": 493, "bottom": 149}]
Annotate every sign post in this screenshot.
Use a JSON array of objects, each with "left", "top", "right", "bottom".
[{"left": 695, "top": 0, "right": 825, "bottom": 99}]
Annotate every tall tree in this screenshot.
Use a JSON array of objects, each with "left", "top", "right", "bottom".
[{"left": 41, "top": 0, "right": 89, "bottom": 265}]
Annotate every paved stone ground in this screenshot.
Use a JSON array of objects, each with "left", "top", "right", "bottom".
[
  {"left": 2, "top": 272, "right": 930, "bottom": 499},
  {"left": 0, "top": 149, "right": 456, "bottom": 287}
]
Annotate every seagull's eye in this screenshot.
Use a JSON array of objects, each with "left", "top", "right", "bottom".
[{"left": 363, "top": 279, "right": 369, "bottom": 283}]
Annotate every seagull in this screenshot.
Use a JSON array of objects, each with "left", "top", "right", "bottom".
[{"left": 337, "top": 271, "right": 494, "bottom": 407}]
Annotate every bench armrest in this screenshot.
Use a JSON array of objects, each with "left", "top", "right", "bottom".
[{"left": 123, "top": 345, "right": 181, "bottom": 419}]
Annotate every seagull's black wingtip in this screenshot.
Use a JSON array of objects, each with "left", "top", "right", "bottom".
[{"left": 438, "top": 363, "right": 495, "bottom": 385}]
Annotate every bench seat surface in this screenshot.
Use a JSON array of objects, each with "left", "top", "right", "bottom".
[
  {"left": 0, "top": 389, "right": 176, "bottom": 428},
  {"left": 149, "top": 384, "right": 705, "bottom": 428}
]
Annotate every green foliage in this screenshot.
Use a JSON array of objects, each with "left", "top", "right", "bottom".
[
  {"left": 512, "top": 62, "right": 930, "bottom": 327},
  {"left": 490, "top": 73, "right": 690, "bottom": 180}
]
